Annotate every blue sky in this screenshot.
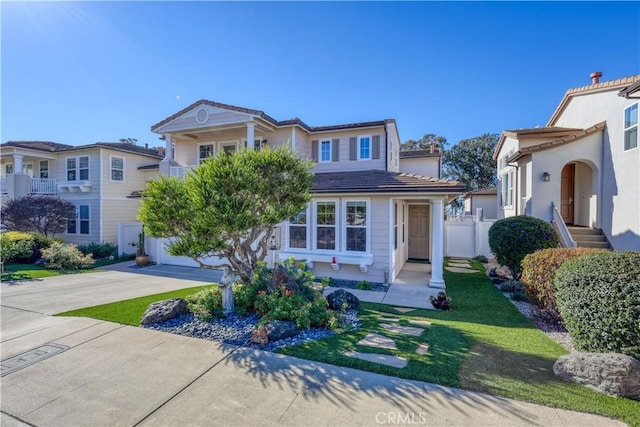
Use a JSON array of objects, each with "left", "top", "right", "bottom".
[{"left": 2, "top": 1, "right": 639, "bottom": 149}]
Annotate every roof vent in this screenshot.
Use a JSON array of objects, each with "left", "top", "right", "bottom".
[{"left": 590, "top": 71, "right": 603, "bottom": 84}]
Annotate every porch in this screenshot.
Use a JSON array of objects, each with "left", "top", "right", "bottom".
[{"left": 1, "top": 176, "right": 57, "bottom": 196}]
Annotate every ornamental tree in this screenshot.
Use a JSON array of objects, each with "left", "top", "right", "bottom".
[
  {"left": 1, "top": 195, "right": 76, "bottom": 237},
  {"left": 138, "top": 146, "right": 314, "bottom": 281}
]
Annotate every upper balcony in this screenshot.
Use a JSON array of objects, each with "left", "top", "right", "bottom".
[{"left": 1, "top": 176, "right": 57, "bottom": 197}]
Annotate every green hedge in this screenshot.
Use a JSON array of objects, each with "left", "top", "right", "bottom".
[{"left": 555, "top": 251, "right": 640, "bottom": 359}]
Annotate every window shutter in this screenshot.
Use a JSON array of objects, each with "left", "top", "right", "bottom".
[
  {"left": 372, "top": 135, "right": 381, "bottom": 159},
  {"left": 311, "top": 140, "right": 319, "bottom": 162},
  {"left": 349, "top": 137, "right": 357, "bottom": 160},
  {"left": 332, "top": 138, "right": 340, "bottom": 162}
]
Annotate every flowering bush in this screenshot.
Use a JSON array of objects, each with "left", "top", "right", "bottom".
[
  {"left": 186, "top": 287, "right": 224, "bottom": 320},
  {"left": 41, "top": 242, "right": 94, "bottom": 270},
  {"left": 254, "top": 284, "right": 332, "bottom": 329}
]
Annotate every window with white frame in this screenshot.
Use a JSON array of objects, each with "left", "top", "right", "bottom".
[
  {"left": 320, "top": 140, "right": 331, "bottom": 162},
  {"left": 358, "top": 136, "right": 371, "bottom": 160},
  {"left": 501, "top": 171, "right": 514, "bottom": 207},
  {"left": 66, "top": 156, "right": 89, "bottom": 181},
  {"left": 111, "top": 156, "right": 124, "bottom": 181},
  {"left": 344, "top": 200, "right": 368, "bottom": 252},
  {"left": 221, "top": 141, "right": 237, "bottom": 155},
  {"left": 5, "top": 164, "right": 13, "bottom": 175},
  {"left": 624, "top": 103, "right": 638, "bottom": 151},
  {"left": 198, "top": 144, "right": 214, "bottom": 163},
  {"left": 68, "top": 205, "right": 90, "bottom": 235},
  {"left": 288, "top": 209, "right": 309, "bottom": 249},
  {"left": 315, "top": 201, "right": 336, "bottom": 250},
  {"left": 39, "top": 161, "right": 49, "bottom": 179},
  {"left": 244, "top": 139, "right": 263, "bottom": 151}
]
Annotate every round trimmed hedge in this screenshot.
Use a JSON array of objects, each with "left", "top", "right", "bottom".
[
  {"left": 488, "top": 216, "right": 559, "bottom": 277},
  {"left": 555, "top": 251, "right": 640, "bottom": 359}
]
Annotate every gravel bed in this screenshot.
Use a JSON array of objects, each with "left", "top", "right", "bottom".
[
  {"left": 143, "top": 310, "right": 359, "bottom": 352},
  {"left": 316, "top": 277, "right": 389, "bottom": 293}
]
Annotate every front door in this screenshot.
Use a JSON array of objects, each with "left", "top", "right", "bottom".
[
  {"left": 408, "top": 205, "right": 429, "bottom": 259},
  {"left": 561, "top": 163, "right": 575, "bottom": 224}
]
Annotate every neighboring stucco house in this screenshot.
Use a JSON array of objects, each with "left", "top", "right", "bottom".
[
  {"left": 463, "top": 187, "right": 497, "bottom": 219},
  {"left": 149, "top": 100, "right": 464, "bottom": 287},
  {"left": 0, "top": 141, "right": 161, "bottom": 249},
  {"left": 494, "top": 72, "right": 640, "bottom": 250}
]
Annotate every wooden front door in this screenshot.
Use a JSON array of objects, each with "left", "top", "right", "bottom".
[
  {"left": 561, "top": 164, "right": 575, "bottom": 224},
  {"left": 408, "top": 205, "right": 429, "bottom": 259}
]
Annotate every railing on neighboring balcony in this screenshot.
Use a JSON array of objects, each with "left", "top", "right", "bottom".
[
  {"left": 30, "top": 178, "right": 57, "bottom": 195},
  {"left": 0, "top": 177, "right": 7, "bottom": 194},
  {"left": 551, "top": 202, "right": 576, "bottom": 248}
]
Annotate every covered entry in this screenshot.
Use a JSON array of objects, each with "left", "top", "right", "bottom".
[
  {"left": 408, "top": 205, "right": 430, "bottom": 260},
  {"left": 560, "top": 160, "right": 598, "bottom": 227}
]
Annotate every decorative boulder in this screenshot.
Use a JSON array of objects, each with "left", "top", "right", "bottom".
[
  {"left": 140, "top": 298, "right": 188, "bottom": 325},
  {"left": 326, "top": 289, "right": 359, "bottom": 311},
  {"left": 268, "top": 264, "right": 302, "bottom": 295},
  {"left": 250, "top": 325, "right": 269, "bottom": 345},
  {"left": 553, "top": 353, "right": 640, "bottom": 400},
  {"left": 266, "top": 320, "right": 299, "bottom": 341}
]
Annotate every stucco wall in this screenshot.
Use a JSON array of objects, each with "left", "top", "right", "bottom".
[{"left": 399, "top": 157, "right": 440, "bottom": 178}]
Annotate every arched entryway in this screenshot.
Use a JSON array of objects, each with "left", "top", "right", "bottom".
[{"left": 560, "top": 161, "right": 598, "bottom": 227}]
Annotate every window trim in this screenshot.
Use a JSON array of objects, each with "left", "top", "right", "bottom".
[
  {"left": 66, "top": 156, "right": 90, "bottom": 181},
  {"left": 5, "top": 163, "right": 13, "bottom": 175},
  {"left": 67, "top": 204, "right": 90, "bottom": 235},
  {"left": 197, "top": 142, "right": 215, "bottom": 164},
  {"left": 220, "top": 140, "right": 240, "bottom": 155},
  {"left": 624, "top": 102, "right": 638, "bottom": 151},
  {"left": 242, "top": 136, "right": 264, "bottom": 151},
  {"left": 342, "top": 198, "right": 370, "bottom": 253},
  {"left": 319, "top": 139, "right": 332, "bottom": 163},
  {"left": 501, "top": 171, "right": 514, "bottom": 208},
  {"left": 314, "top": 198, "right": 339, "bottom": 251},
  {"left": 286, "top": 205, "right": 311, "bottom": 250},
  {"left": 39, "top": 160, "right": 49, "bottom": 179},
  {"left": 110, "top": 155, "right": 125, "bottom": 182},
  {"left": 358, "top": 135, "right": 372, "bottom": 161}
]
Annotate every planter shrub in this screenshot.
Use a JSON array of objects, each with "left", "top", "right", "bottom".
[
  {"left": 555, "top": 251, "right": 640, "bottom": 359},
  {"left": 41, "top": 242, "right": 94, "bottom": 270},
  {"left": 488, "top": 216, "right": 559, "bottom": 277},
  {"left": 78, "top": 242, "right": 118, "bottom": 260},
  {"left": 521, "top": 248, "right": 603, "bottom": 322}
]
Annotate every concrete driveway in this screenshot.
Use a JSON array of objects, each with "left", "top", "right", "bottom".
[{"left": 0, "top": 266, "right": 626, "bottom": 427}]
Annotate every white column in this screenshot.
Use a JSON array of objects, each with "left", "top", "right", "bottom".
[
  {"left": 246, "top": 123, "right": 255, "bottom": 150},
  {"left": 429, "top": 198, "right": 445, "bottom": 289},
  {"left": 14, "top": 154, "right": 24, "bottom": 175},
  {"left": 164, "top": 135, "right": 173, "bottom": 161}
]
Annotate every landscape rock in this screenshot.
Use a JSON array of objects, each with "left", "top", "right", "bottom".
[
  {"left": 265, "top": 320, "right": 299, "bottom": 341},
  {"left": 326, "top": 289, "right": 360, "bottom": 311},
  {"left": 553, "top": 353, "right": 640, "bottom": 400},
  {"left": 140, "top": 298, "right": 188, "bottom": 325},
  {"left": 268, "top": 264, "right": 302, "bottom": 295},
  {"left": 493, "top": 266, "right": 514, "bottom": 280},
  {"left": 250, "top": 325, "right": 269, "bottom": 345}
]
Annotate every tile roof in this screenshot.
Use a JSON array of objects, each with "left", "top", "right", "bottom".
[
  {"left": 312, "top": 170, "right": 464, "bottom": 194},
  {"left": 618, "top": 80, "right": 640, "bottom": 98},
  {"left": 507, "top": 121, "right": 606, "bottom": 162},
  {"left": 494, "top": 127, "right": 582, "bottom": 159},
  {"left": 547, "top": 74, "right": 640, "bottom": 126},
  {"left": 464, "top": 187, "right": 497, "bottom": 198},
  {"left": 1, "top": 141, "right": 162, "bottom": 159},
  {"left": 399, "top": 149, "right": 442, "bottom": 158},
  {"left": 137, "top": 163, "right": 160, "bottom": 170},
  {"left": 151, "top": 99, "right": 394, "bottom": 134}
]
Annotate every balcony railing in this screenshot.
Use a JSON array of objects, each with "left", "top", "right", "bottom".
[
  {"left": 1, "top": 177, "right": 7, "bottom": 194},
  {"left": 30, "top": 178, "right": 57, "bottom": 195},
  {"left": 170, "top": 165, "right": 196, "bottom": 179}
]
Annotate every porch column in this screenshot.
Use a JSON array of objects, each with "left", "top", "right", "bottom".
[
  {"left": 429, "top": 198, "right": 445, "bottom": 289},
  {"left": 246, "top": 123, "right": 255, "bottom": 150},
  {"left": 164, "top": 134, "right": 173, "bottom": 161},
  {"left": 14, "top": 154, "right": 24, "bottom": 174}
]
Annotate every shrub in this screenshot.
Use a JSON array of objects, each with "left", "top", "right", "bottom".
[
  {"left": 356, "top": 280, "right": 372, "bottom": 290},
  {"left": 254, "top": 284, "right": 332, "bottom": 329},
  {"left": 41, "top": 242, "right": 94, "bottom": 270},
  {"left": 555, "top": 251, "right": 640, "bottom": 359},
  {"left": 511, "top": 291, "right": 528, "bottom": 302},
  {"left": 186, "top": 286, "right": 224, "bottom": 320},
  {"left": 78, "top": 242, "right": 119, "bottom": 259},
  {"left": 0, "top": 233, "right": 32, "bottom": 264},
  {"left": 499, "top": 280, "right": 523, "bottom": 293},
  {"left": 488, "top": 216, "right": 559, "bottom": 277},
  {"left": 472, "top": 255, "right": 489, "bottom": 263},
  {"left": 2, "top": 231, "right": 56, "bottom": 263},
  {"left": 521, "top": 248, "right": 603, "bottom": 322}
]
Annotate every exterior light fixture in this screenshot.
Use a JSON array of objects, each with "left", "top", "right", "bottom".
[{"left": 542, "top": 172, "right": 550, "bottom": 182}]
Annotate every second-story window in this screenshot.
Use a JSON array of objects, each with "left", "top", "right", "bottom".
[
  {"left": 39, "top": 161, "right": 49, "bottom": 179},
  {"left": 320, "top": 140, "right": 331, "bottom": 162},
  {"left": 624, "top": 103, "right": 638, "bottom": 151},
  {"left": 111, "top": 156, "right": 124, "bottom": 181},
  {"left": 359, "top": 136, "right": 371, "bottom": 160},
  {"left": 6, "top": 164, "right": 13, "bottom": 175},
  {"left": 67, "top": 156, "right": 89, "bottom": 181}
]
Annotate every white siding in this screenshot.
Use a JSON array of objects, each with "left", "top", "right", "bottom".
[
  {"left": 310, "top": 128, "right": 387, "bottom": 173},
  {"left": 399, "top": 157, "right": 441, "bottom": 177}
]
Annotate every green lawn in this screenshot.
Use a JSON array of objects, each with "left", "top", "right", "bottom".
[
  {"left": 0, "top": 259, "right": 128, "bottom": 282},
  {"left": 55, "top": 286, "right": 209, "bottom": 325},
  {"left": 53, "top": 261, "right": 640, "bottom": 426}
]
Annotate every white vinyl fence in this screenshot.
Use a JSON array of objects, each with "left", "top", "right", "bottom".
[{"left": 444, "top": 209, "right": 495, "bottom": 259}]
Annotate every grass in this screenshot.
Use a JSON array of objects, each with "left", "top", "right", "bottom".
[
  {"left": 54, "top": 260, "right": 640, "bottom": 426},
  {"left": 0, "top": 263, "right": 107, "bottom": 282},
  {"left": 55, "top": 286, "right": 209, "bottom": 325}
]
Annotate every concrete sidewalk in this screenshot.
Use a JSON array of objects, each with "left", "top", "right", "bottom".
[{"left": 0, "top": 310, "right": 624, "bottom": 427}]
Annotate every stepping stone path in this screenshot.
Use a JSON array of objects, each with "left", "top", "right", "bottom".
[
  {"left": 393, "top": 307, "right": 416, "bottom": 313},
  {"left": 380, "top": 323, "right": 424, "bottom": 337},
  {"left": 343, "top": 351, "right": 408, "bottom": 368},
  {"left": 408, "top": 319, "right": 431, "bottom": 327},
  {"left": 445, "top": 266, "right": 477, "bottom": 274},
  {"left": 357, "top": 333, "right": 397, "bottom": 350},
  {"left": 379, "top": 318, "right": 400, "bottom": 322},
  {"left": 415, "top": 342, "right": 429, "bottom": 355},
  {"left": 445, "top": 259, "right": 478, "bottom": 274}
]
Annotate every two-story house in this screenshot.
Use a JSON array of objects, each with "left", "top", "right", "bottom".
[
  {"left": 1, "top": 141, "right": 161, "bottom": 248},
  {"left": 149, "top": 100, "right": 464, "bottom": 287},
  {"left": 494, "top": 72, "right": 640, "bottom": 251}
]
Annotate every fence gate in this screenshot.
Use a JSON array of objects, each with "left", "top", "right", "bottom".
[
  {"left": 444, "top": 210, "right": 495, "bottom": 259},
  {"left": 118, "top": 222, "right": 142, "bottom": 256}
]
